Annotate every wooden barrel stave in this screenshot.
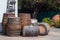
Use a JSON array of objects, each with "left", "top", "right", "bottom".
[
  {"left": 6, "top": 17, "right": 21, "bottom": 36},
  {"left": 2, "top": 13, "right": 15, "bottom": 34},
  {"left": 18, "top": 13, "right": 31, "bottom": 28}
]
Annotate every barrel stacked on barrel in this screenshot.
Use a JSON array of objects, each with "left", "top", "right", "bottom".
[{"left": 2, "top": 13, "right": 50, "bottom": 37}]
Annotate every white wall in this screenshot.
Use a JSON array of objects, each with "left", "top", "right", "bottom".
[
  {"left": 0, "top": 0, "right": 18, "bottom": 32},
  {"left": 0, "top": 0, "right": 7, "bottom": 23},
  {"left": 0, "top": 0, "right": 18, "bottom": 23}
]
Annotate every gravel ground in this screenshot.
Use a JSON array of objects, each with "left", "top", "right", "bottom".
[{"left": 0, "top": 28, "right": 60, "bottom": 40}]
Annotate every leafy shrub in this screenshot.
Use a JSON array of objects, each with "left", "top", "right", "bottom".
[
  {"left": 42, "top": 18, "right": 54, "bottom": 26},
  {"left": 55, "top": 20, "right": 60, "bottom": 26}
]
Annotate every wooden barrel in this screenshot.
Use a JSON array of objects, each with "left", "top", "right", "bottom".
[
  {"left": 38, "top": 22, "right": 50, "bottom": 32},
  {"left": 39, "top": 24, "right": 48, "bottom": 36},
  {"left": 6, "top": 17, "right": 21, "bottom": 36},
  {"left": 2, "top": 13, "right": 15, "bottom": 34},
  {"left": 38, "top": 22, "right": 50, "bottom": 36},
  {"left": 23, "top": 25, "right": 39, "bottom": 37},
  {"left": 18, "top": 13, "right": 31, "bottom": 28}
]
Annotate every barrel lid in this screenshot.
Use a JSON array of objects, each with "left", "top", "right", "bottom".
[
  {"left": 19, "top": 13, "right": 30, "bottom": 15},
  {"left": 24, "top": 25, "right": 34, "bottom": 28},
  {"left": 19, "top": 13, "right": 30, "bottom": 14},
  {"left": 8, "top": 17, "right": 19, "bottom": 18}
]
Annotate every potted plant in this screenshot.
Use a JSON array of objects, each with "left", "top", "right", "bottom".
[{"left": 55, "top": 20, "right": 60, "bottom": 28}]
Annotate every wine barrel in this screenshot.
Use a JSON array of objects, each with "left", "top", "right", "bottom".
[
  {"left": 38, "top": 22, "right": 50, "bottom": 36},
  {"left": 2, "top": 13, "right": 15, "bottom": 34},
  {"left": 6, "top": 17, "right": 21, "bottom": 36},
  {"left": 18, "top": 13, "right": 31, "bottom": 35},
  {"left": 18, "top": 13, "right": 31, "bottom": 28},
  {"left": 23, "top": 25, "right": 39, "bottom": 37},
  {"left": 38, "top": 22, "right": 50, "bottom": 32}
]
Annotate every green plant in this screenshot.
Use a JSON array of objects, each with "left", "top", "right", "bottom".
[
  {"left": 55, "top": 20, "right": 60, "bottom": 27},
  {"left": 42, "top": 18, "right": 54, "bottom": 26},
  {"left": 18, "top": 0, "right": 60, "bottom": 10}
]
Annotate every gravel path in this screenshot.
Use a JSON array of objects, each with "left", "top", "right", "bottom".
[{"left": 0, "top": 28, "right": 60, "bottom": 40}]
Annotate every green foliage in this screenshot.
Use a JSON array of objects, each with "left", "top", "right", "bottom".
[
  {"left": 42, "top": 18, "right": 54, "bottom": 26},
  {"left": 18, "top": 0, "right": 22, "bottom": 7},
  {"left": 18, "top": 0, "right": 60, "bottom": 10},
  {"left": 47, "top": 0, "right": 60, "bottom": 10},
  {"left": 55, "top": 20, "right": 60, "bottom": 26}
]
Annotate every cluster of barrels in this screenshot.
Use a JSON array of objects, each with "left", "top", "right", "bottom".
[{"left": 2, "top": 13, "right": 50, "bottom": 37}]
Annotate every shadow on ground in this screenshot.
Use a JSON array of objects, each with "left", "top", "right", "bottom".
[
  {"left": 0, "top": 23, "right": 2, "bottom": 33},
  {"left": 0, "top": 23, "right": 4, "bottom": 36}
]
